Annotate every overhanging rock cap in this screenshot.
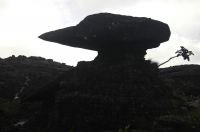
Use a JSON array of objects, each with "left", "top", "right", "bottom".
[{"left": 39, "top": 13, "right": 171, "bottom": 51}]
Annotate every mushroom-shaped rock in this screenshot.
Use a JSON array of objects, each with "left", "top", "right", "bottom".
[
  {"left": 39, "top": 13, "right": 170, "bottom": 50},
  {"left": 39, "top": 13, "right": 170, "bottom": 61}
]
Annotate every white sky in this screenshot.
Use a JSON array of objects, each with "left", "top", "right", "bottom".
[{"left": 0, "top": 0, "right": 200, "bottom": 67}]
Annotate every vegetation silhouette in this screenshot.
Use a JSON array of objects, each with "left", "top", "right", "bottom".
[{"left": 158, "top": 46, "right": 194, "bottom": 67}]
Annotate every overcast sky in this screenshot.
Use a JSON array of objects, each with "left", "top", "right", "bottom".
[{"left": 0, "top": 0, "right": 199, "bottom": 67}]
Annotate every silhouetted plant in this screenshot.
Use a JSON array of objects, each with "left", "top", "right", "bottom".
[{"left": 159, "top": 46, "right": 194, "bottom": 67}]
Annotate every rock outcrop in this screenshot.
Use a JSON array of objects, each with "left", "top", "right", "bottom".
[
  {"left": 0, "top": 55, "right": 71, "bottom": 100},
  {"left": 0, "top": 55, "right": 71, "bottom": 132},
  {"left": 39, "top": 13, "right": 170, "bottom": 62},
  {"left": 21, "top": 13, "right": 184, "bottom": 132}
]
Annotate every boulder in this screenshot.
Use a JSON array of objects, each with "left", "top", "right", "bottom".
[{"left": 39, "top": 13, "right": 170, "bottom": 53}]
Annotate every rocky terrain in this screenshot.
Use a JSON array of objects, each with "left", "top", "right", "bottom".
[
  {"left": 0, "top": 55, "right": 71, "bottom": 131},
  {"left": 1, "top": 13, "right": 200, "bottom": 132},
  {"left": 1, "top": 59, "right": 200, "bottom": 132},
  {"left": 0, "top": 55, "right": 71, "bottom": 100}
]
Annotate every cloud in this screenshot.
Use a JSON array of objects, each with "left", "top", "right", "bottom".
[
  {"left": 168, "top": 0, "right": 200, "bottom": 41},
  {"left": 65, "top": 0, "right": 137, "bottom": 11},
  {"left": 0, "top": 0, "right": 5, "bottom": 8},
  {"left": 53, "top": 0, "right": 140, "bottom": 22}
]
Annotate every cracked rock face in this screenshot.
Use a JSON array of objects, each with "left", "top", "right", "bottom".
[{"left": 39, "top": 13, "right": 170, "bottom": 51}]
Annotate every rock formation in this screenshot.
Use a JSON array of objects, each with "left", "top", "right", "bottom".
[
  {"left": 0, "top": 55, "right": 71, "bottom": 132},
  {"left": 23, "top": 13, "right": 176, "bottom": 132},
  {"left": 39, "top": 13, "right": 170, "bottom": 62},
  {"left": 0, "top": 55, "right": 71, "bottom": 100},
  {"left": 1, "top": 14, "right": 199, "bottom": 132}
]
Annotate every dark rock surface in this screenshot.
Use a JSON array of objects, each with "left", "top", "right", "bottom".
[
  {"left": 26, "top": 13, "right": 173, "bottom": 131},
  {"left": 23, "top": 60, "right": 175, "bottom": 132},
  {"left": 160, "top": 64, "right": 200, "bottom": 77},
  {"left": 160, "top": 65, "right": 200, "bottom": 97},
  {"left": 39, "top": 13, "right": 171, "bottom": 65},
  {"left": 22, "top": 62, "right": 200, "bottom": 132},
  {"left": 0, "top": 55, "right": 71, "bottom": 101},
  {"left": 0, "top": 55, "right": 72, "bottom": 132},
  {"left": 39, "top": 13, "right": 170, "bottom": 52},
  {"left": 1, "top": 57, "right": 200, "bottom": 132},
  {"left": 22, "top": 13, "right": 194, "bottom": 132}
]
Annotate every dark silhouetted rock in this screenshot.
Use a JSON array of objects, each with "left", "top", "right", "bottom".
[
  {"left": 20, "top": 13, "right": 200, "bottom": 132},
  {"left": 22, "top": 60, "right": 178, "bottom": 132},
  {"left": 160, "top": 65, "right": 200, "bottom": 97},
  {"left": 39, "top": 13, "right": 170, "bottom": 61},
  {"left": 24, "top": 13, "right": 173, "bottom": 132},
  {"left": 0, "top": 55, "right": 72, "bottom": 132},
  {"left": 0, "top": 55, "right": 71, "bottom": 100}
]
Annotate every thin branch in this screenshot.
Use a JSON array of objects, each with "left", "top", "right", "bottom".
[{"left": 158, "top": 55, "right": 177, "bottom": 67}]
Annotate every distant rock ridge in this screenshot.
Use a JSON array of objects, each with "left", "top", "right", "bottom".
[{"left": 160, "top": 64, "right": 200, "bottom": 77}]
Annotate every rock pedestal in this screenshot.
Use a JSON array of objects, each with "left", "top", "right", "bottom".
[{"left": 25, "top": 13, "right": 173, "bottom": 131}]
